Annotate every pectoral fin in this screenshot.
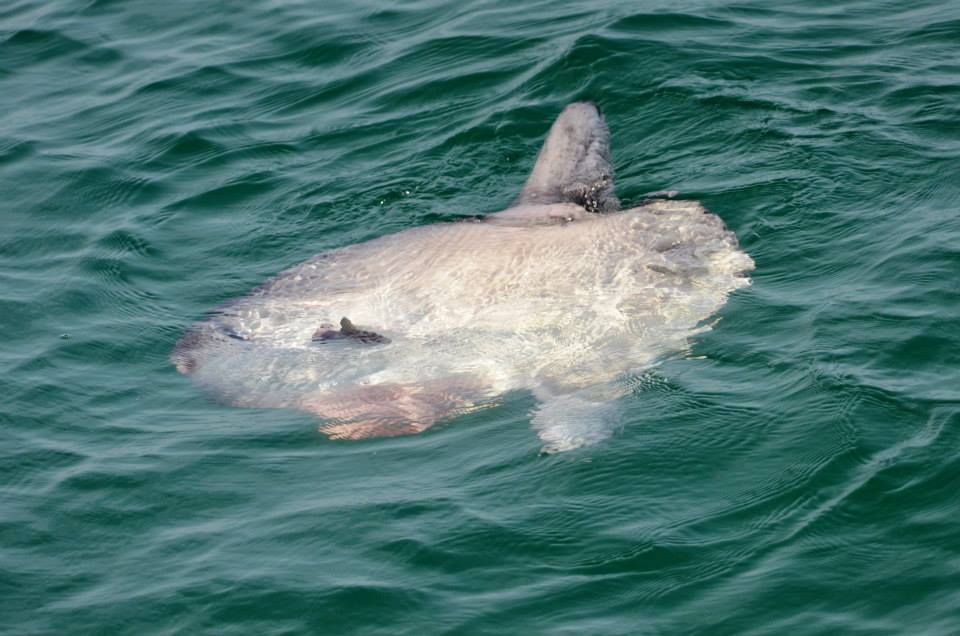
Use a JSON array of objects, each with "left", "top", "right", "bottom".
[{"left": 312, "top": 317, "right": 391, "bottom": 344}]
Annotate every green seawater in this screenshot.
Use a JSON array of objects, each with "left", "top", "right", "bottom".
[{"left": 2, "top": 1, "right": 959, "bottom": 634}]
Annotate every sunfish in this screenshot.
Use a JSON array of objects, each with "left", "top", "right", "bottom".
[{"left": 173, "top": 102, "right": 754, "bottom": 452}]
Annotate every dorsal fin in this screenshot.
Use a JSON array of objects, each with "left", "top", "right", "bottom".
[{"left": 514, "top": 102, "right": 619, "bottom": 213}]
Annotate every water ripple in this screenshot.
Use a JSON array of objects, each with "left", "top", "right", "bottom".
[{"left": 3, "top": 0, "right": 960, "bottom": 633}]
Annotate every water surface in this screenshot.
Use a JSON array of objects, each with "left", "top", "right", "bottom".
[{"left": 2, "top": 0, "right": 959, "bottom": 634}]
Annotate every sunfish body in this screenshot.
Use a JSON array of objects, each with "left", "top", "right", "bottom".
[{"left": 173, "top": 103, "right": 754, "bottom": 452}]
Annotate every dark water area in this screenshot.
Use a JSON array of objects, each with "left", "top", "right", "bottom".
[{"left": 2, "top": 1, "right": 959, "bottom": 633}]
